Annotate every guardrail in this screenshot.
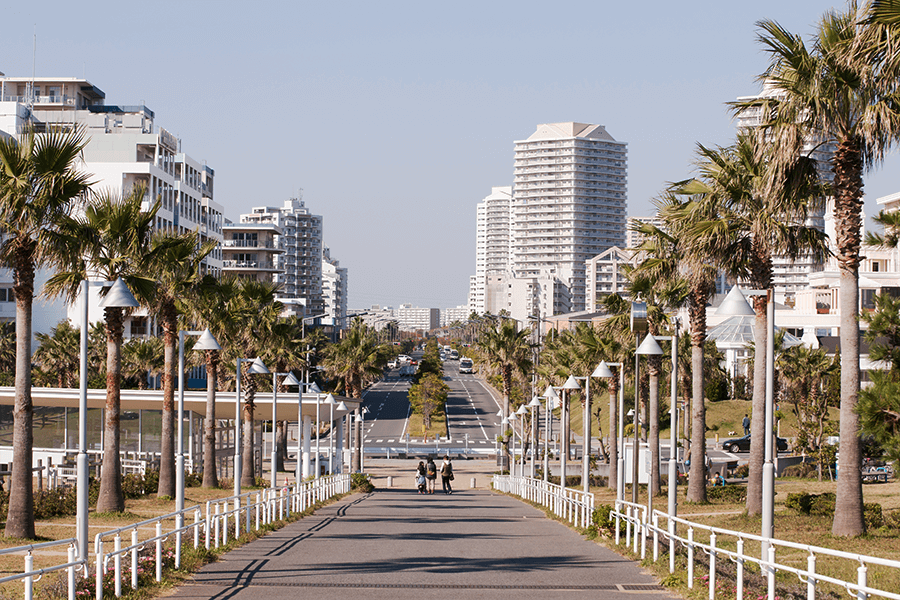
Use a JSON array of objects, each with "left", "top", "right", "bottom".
[
  {"left": 0, "top": 473, "right": 350, "bottom": 599},
  {"left": 612, "top": 502, "right": 900, "bottom": 600},
  {"left": 0, "top": 538, "right": 83, "bottom": 600},
  {"left": 492, "top": 475, "right": 594, "bottom": 528}
]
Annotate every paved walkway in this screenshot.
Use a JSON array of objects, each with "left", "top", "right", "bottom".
[{"left": 168, "top": 487, "right": 673, "bottom": 600}]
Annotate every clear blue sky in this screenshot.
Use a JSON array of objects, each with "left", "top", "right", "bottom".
[{"left": 4, "top": 1, "right": 897, "bottom": 309}]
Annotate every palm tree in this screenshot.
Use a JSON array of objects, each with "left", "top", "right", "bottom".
[
  {"left": 475, "top": 319, "right": 532, "bottom": 470},
  {"left": 121, "top": 337, "right": 163, "bottom": 390},
  {"left": 46, "top": 186, "right": 160, "bottom": 512},
  {"left": 34, "top": 321, "right": 83, "bottom": 389},
  {"left": 259, "top": 316, "right": 306, "bottom": 472},
  {"left": 749, "top": 4, "right": 900, "bottom": 535},
  {"left": 180, "top": 275, "right": 238, "bottom": 488},
  {"left": 321, "top": 319, "right": 386, "bottom": 471},
  {"left": 146, "top": 231, "right": 216, "bottom": 499},
  {"left": 677, "top": 131, "right": 828, "bottom": 515},
  {"left": 0, "top": 126, "right": 89, "bottom": 538}
]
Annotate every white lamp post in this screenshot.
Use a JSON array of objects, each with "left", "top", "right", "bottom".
[
  {"left": 325, "top": 394, "right": 337, "bottom": 474},
  {"left": 718, "top": 285, "right": 775, "bottom": 552},
  {"left": 593, "top": 361, "right": 623, "bottom": 501},
  {"left": 528, "top": 396, "right": 542, "bottom": 478},
  {"left": 234, "top": 356, "right": 269, "bottom": 498},
  {"left": 77, "top": 278, "right": 139, "bottom": 561},
  {"left": 281, "top": 372, "right": 302, "bottom": 484},
  {"left": 308, "top": 382, "right": 323, "bottom": 480},
  {"left": 177, "top": 329, "right": 220, "bottom": 523},
  {"left": 336, "top": 400, "right": 349, "bottom": 473},
  {"left": 560, "top": 376, "right": 581, "bottom": 488},
  {"left": 516, "top": 404, "right": 528, "bottom": 476},
  {"left": 542, "top": 385, "right": 559, "bottom": 482},
  {"left": 635, "top": 332, "right": 664, "bottom": 508}
]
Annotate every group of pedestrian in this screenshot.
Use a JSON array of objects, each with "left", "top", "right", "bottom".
[{"left": 416, "top": 456, "right": 453, "bottom": 494}]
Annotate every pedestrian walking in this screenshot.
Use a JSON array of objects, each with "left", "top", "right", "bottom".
[
  {"left": 425, "top": 457, "right": 437, "bottom": 494},
  {"left": 441, "top": 455, "right": 454, "bottom": 494},
  {"left": 415, "top": 461, "right": 427, "bottom": 494},
  {"left": 742, "top": 414, "right": 750, "bottom": 436}
]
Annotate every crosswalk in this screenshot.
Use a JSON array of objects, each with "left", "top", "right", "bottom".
[{"left": 363, "top": 438, "right": 494, "bottom": 444}]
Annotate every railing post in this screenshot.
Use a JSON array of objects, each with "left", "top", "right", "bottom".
[
  {"left": 131, "top": 529, "right": 138, "bottom": 590},
  {"left": 194, "top": 509, "right": 201, "bottom": 549},
  {"left": 245, "top": 494, "right": 251, "bottom": 534},
  {"left": 96, "top": 538, "right": 104, "bottom": 600},
  {"left": 279, "top": 488, "right": 285, "bottom": 520},
  {"left": 615, "top": 501, "right": 621, "bottom": 546},
  {"left": 222, "top": 502, "right": 228, "bottom": 545},
  {"left": 68, "top": 544, "right": 77, "bottom": 600},
  {"left": 255, "top": 492, "right": 261, "bottom": 529},
  {"left": 625, "top": 505, "right": 632, "bottom": 548},
  {"left": 234, "top": 497, "right": 240, "bottom": 539},
  {"left": 807, "top": 553, "right": 817, "bottom": 600},
  {"left": 709, "top": 532, "right": 716, "bottom": 600},
  {"left": 767, "top": 545, "right": 776, "bottom": 600},
  {"left": 114, "top": 534, "right": 122, "bottom": 598},
  {"left": 668, "top": 515, "right": 675, "bottom": 574},
  {"left": 687, "top": 527, "right": 694, "bottom": 589},
  {"left": 214, "top": 503, "right": 220, "bottom": 548},
  {"left": 736, "top": 538, "right": 744, "bottom": 600},
  {"left": 205, "top": 501, "right": 212, "bottom": 550},
  {"left": 857, "top": 562, "right": 867, "bottom": 600},
  {"left": 640, "top": 508, "right": 647, "bottom": 560},
  {"left": 25, "top": 551, "right": 34, "bottom": 600},
  {"left": 155, "top": 522, "right": 162, "bottom": 583},
  {"left": 653, "top": 512, "right": 659, "bottom": 562}
]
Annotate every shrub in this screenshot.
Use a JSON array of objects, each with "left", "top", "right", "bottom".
[
  {"left": 33, "top": 488, "right": 77, "bottom": 519},
  {"left": 706, "top": 484, "right": 746, "bottom": 503},
  {"left": 785, "top": 492, "right": 814, "bottom": 514},
  {"left": 351, "top": 473, "right": 374, "bottom": 492},
  {"left": 884, "top": 509, "right": 900, "bottom": 530},
  {"left": 733, "top": 464, "right": 749, "bottom": 478},
  {"left": 782, "top": 462, "right": 816, "bottom": 479},
  {"left": 809, "top": 492, "right": 835, "bottom": 516},
  {"left": 865, "top": 503, "right": 884, "bottom": 529}
]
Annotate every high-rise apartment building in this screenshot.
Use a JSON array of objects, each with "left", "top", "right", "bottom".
[
  {"left": 468, "top": 186, "right": 512, "bottom": 315},
  {"left": 321, "top": 247, "right": 348, "bottom": 328},
  {"left": 238, "top": 198, "right": 324, "bottom": 316},
  {"left": 511, "top": 122, "right": 628, "bottom": 313}
]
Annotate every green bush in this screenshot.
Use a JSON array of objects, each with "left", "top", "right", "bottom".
[
  {"left": 865, "top": 502, "right": 884, "bottom": 529},
  {"left": 884, "top": 509, "right": 900, "bottom": 530},
  {"left": 733, "top": 464, "right": 749, "bottom": 478},
  {"left": 351, "top": 473, "right": 374, "bottom": 492},
  {"left": 33, "top": 488, "right": 78, "bottom": 519},
  {"left": 782, "top": 462, "right": 817, "bottom": 479},
  {"left": 706, "top": 484, "right": 746, "bottom": 503},
  {"left": 785, "top": 492, "right": 814, "bottom": 513},
  {"left": 809, "top": 492, "right": 835, "bottom": 515}
]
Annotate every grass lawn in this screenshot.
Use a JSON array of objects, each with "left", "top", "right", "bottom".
[{"left": 406, "top": 411, "right": 447, "bottom": 440}]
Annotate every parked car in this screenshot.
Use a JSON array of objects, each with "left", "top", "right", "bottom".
[{"left": 721, "top": 434, "right": 788, "bottom": 453}]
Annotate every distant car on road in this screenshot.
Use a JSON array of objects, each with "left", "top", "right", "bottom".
[
  {"left": 459, "top": 358, "right": 474, "bottom": 374},
  {"left": 387, "top": 360, "right": 398, "bottom": 369},
  {"left": 722, "top": 434, "right": 788, "bottom": 454}
]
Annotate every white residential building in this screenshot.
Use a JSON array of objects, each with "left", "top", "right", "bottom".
[
  {"left": 626, "top": 216, "right": 665, "bottom": 250},
  {"left": 238, "top": 198, "right": 324, "bottom": 317},
  {"left": 584, "top": 246, "right": 638, "bottom": 310},
  {"left": 0, "top": 75, "right": 223, "bottom": 340},
  {"left": 511, "top": 122, "right": 628, "bottom": 314},
  {"left": 441, "top": 305, "right": 470, "bottom": 327},
  {"left": 321, "top": 247, "right": 348, "bottom": 328},
  {"left": 468, "top": 186, "right": 512, "bottom": 315},
  {"left": 396, "top": 304, "right": 440, "bottom": 332}
]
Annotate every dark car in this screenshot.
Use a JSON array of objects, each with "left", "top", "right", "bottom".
[{"left": 722, "top": 434, "right": 788, "bottom": 453}]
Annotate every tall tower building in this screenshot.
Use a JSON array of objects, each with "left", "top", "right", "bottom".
[
  {"left": 468, "top": 186, "right": 512, "bottom": 315},
  {"left": 321, "top": 247, "right": 348, "bottom": 328},
  {"left": 511, "top": 122, "right": 628, "bottom": 313},
  {"left": 238, "top": 197, "right": 324, "bottom": 317}
]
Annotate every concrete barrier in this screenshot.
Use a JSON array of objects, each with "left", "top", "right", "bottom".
[{"left": 470, "top": 477, "right": 476, "bottom": 489}]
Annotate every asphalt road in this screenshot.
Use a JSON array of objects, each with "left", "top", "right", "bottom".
[{"left": 168, "top": 488, "right": 672, "bottom": 600}]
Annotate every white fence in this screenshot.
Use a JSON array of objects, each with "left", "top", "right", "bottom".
[
  {"left": 0, "top": 473, "right": 351, "bottom": 600},
  {"left": 492, "top": 475, "right": 594, "bottom": 529},
  {"left": 612, "top": 499, "right": 900, "bottom": 600}
]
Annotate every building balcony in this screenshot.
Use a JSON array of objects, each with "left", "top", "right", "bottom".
[{"left": 222, "top": 260, "right": 280, "bottom": 271}]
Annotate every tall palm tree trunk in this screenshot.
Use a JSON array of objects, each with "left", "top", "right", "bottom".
[
  {"left": 202, "top": 350, "right": 219, "bottom": 488},
  {"left": 241, "top": 401, "right": 256, "bottom": 487},
  {"left": 97, "top": 307, "right": 125, "bottom": 513},
  {"left": 833, "top": 137, "right": 865, "bottom": 536},
  {"left": 6, "top": 254, "right": 35, "bottom": 538},
  {"left": 747, "top": 301, "right": 767, "bottom": 515},
  {"left": 275, "top": 421, "right": 287, "bottom": 472},
  {"left": 687, "top": 299, "right": 708, "bottom": 503},
  {"left": 158, "top": 307, "right": 177, "bottom": 498}
]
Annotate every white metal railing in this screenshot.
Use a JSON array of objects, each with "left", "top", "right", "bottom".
[
  {"left": 612, "top": 503, "right": 900, "bottom": 600},
  {"left": 1, "top": 473, "right": 350, "bottom": 600},
  {"left": 492, "top": 475, "right": 594, "bottom": 529},
  {"left": 0, "top": 538, "right": 84, "bottom": 600}
]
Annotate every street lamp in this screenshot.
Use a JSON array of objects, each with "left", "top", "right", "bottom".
[
  {"left": 77, "top": 278, "right": 139, "bottom": 561},
  {"left": 336, "top": 400, "right": 349, "bottom": 473},
  {"left": 528, "top": 396, "right": 542, "bottom": 478},
  {"left": 325, "top": 393, "right": 337, "bottom": 475},
  {"left": 560, "top": 375, "right": 581, "bottom": 488},
  {"left": 177, "top": 329, "right": 220, "bottom": 525},
  {"left": 635, "top": 333, "right": 664, "bottom": 507},
  {"left": 593, "top": 361, "right": 624, "bottom": 502},
  {"left": 507, "top": 413, "right": 517, "bottom": 475},
  {"left": 281, "top": 372, "right": 302, "bottom": 484},
  {"left": 235, "top": 356, "right": 269, "bottom": 498},
  {"left": 516, "top": 404, "right": 528, "bottom": 476},
  {"left": 268, "top": 371, "right": 292, "bottom": 488},
  {"left": 542, "top": 384, "right": 559, "bottom": 483},
  {"left": 308, "top": 381, "right": 323, "bottom": 479},
  {"left": 718, "top": 285, "right": 775, "bottom": 551}
]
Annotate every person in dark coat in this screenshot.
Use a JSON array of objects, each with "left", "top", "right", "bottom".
[
  {"left": 425, "top": 457, "right": 437, "bottom": 494},
  {"left": 441, "top": 455, "right": 454, "bottom": 494}
]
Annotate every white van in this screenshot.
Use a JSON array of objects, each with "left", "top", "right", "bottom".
[{"left": 459, "top": 358, "right": 474, "bottom": 374}]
